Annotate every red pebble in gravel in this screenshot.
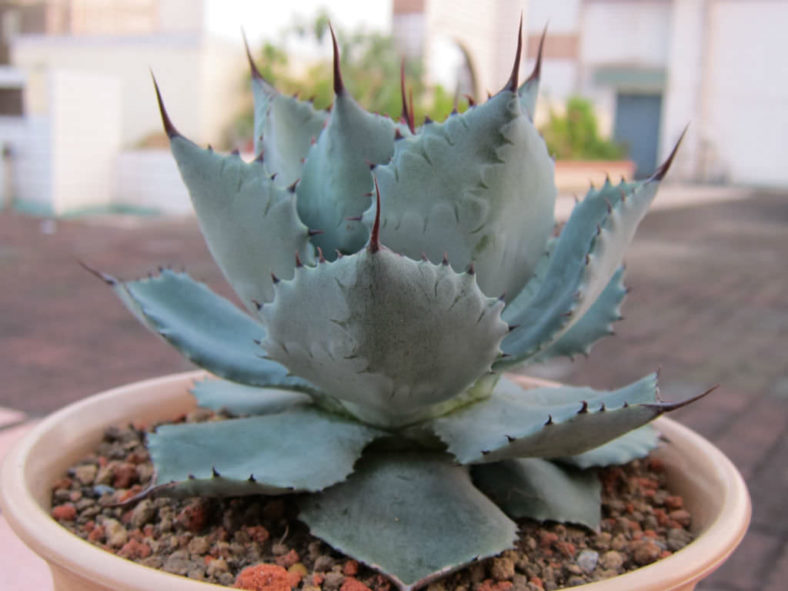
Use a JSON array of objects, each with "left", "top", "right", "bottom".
[
  {"left": 178, "top": 500, "right": 209, "bottom": 532},
  {"left": 51, "top": 503, "right": 77, "bottom": 521},
  {"left": 118, "top": 539, "right": 152, "bottom": 559},
  {"left": 112, "top": 462, "right": 138, "bottom": 489},
  {"left": 234, "top": 564, "right": 298, "bottom": 591},
  {"left": 556, "top": 541, "right": 576, "bottom": 558},
  {"left": 88, "top": 525, "right": 105, "bottom": 543},
  {"left": 343, "top": 560, "right": 359, "bottom": 576},
  {"left": 664, "top": 495, "right": 684, "bottom": 510},
  {"left": 274, "top": 549, "right": 299, "bottom": 568},
  {"left": 476, "top": 580, "right": 513, "bottom": 591},
  {"left": 538, "top": 531, "right": 558, "bottom": 548},
  {"left": 340, "top": 577, "right": 372, "bottom": 591}
]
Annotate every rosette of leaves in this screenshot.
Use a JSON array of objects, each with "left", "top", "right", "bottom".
[{"left": 91, "top": 23, "right": 704, "bottom": 590}]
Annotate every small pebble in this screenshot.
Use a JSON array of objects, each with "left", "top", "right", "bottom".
[
  {"left": 491, "top": 556, "right": 516, "bottom": 580},
  {"left": 599, "top": 550, "right": 624, "bottom": 571},
  {"left": 103, "top": 518, "right": 127, "bottom": 548},
  {"left": 323, "top": 571, "right": 345, "bottom": 591},
  {"left": 631, "top": 540, "right": 661, "bottom": 566},
  {"left": 73, "top": 464, "right": 98, "bottom": 486},
  {"left": 576, "top": 549, "right": 599, "bottom": 573}
]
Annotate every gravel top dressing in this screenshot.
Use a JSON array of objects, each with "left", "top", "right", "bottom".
[{"left": 51, "top": 409, "right": 694, "bottom": 591}]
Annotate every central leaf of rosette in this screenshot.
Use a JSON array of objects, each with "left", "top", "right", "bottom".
[{"left": 261, "top": 245, "right": 508, "bottom": 428}]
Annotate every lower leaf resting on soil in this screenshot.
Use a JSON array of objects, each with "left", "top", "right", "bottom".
[{"left": 78, "top": 18, "right": 709, "bottom": 590}]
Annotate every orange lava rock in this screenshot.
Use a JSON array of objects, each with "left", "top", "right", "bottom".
[
  {"left": 343, "top": 560, "right": 359, "bottom": 576},
  {"left": 529, "top": 577, "right": 544, "bottom": 589},
  {"left": 118, "top": 538, "right": 152, "bottom": 559},
  {"left": 538, "top": 531, "right": 558, "bottom": 548},
  {"left": 112, "top": 462, "right": 138, "bottom": 489},
  {"left": 52, "top": 503, "right": 77, "bottom": 521},
  {"left": 556, "top": 541, "right": 576, "bottom": 558},
  {"left": 476, "top": 580, "right": 513, "bottom": 591},
  {"left": 340, "top": 577, "right": 372, "bottom": 591},
  {"left": 664, "top": 495, "right": 684, "bottom": 510},
  {"left": 178, "top": 500, "right": 209, "bottom": 532},
  {"left": 115, "top": 486, "right": 142, "bottom": 503},
  {"left": 234, "top": 564, "right": 298, "bottom": 591},
  {"left": 88, "top": 524, "right": 105, "bottom": 543}
]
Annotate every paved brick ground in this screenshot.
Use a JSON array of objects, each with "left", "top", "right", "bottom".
[{"left": 0, "top": 188, "right": 785, "bottom": 590}]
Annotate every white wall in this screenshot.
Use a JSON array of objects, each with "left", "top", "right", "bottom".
[
  {"left": 115, "top": 149, "right": 191, "bottom": 215},
  {"left": 702, "top": 0, "right": 788, "bottom": 185},
  {"left": 0, "top": 114, "right": 52, "bottom": 211},
  {"left": 661, "top": 0, "right": 706, "bottom": 181},
  {"left": 49, "top": 70, "right": 122, "bottom": 213},
  {"left": 581, "top": 1, "right": 671, "bottom": 66},
  {"left": 11, "top": 33, "right": 244, "bottom": 148}
]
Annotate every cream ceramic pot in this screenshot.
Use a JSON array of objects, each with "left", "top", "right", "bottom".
[{"left": 0, "top": 371, "right": 750, "bottom": 591}]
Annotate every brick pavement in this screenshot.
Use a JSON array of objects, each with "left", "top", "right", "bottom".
[{"left": 0, "top": 189, "right": 786, "bottom": 590}]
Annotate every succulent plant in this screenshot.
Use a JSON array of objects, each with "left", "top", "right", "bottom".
[{"left": 91, "top": 22, "right": 705, "bottom": 590}]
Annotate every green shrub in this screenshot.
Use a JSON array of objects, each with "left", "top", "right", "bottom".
[{"left": 541, "top": 96, "right": 626, "bottom": 160}]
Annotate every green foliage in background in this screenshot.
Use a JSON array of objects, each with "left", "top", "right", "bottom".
[
  {"left": 541, "top": 96, "right": 626, "bottom": 161},
  {"left": 231, "top": 13, "right": 460, "bottom": 146}
]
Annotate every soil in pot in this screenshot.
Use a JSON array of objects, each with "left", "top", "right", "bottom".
[{"left": 50, "top": 408, "right": 695, "bottom": 591}]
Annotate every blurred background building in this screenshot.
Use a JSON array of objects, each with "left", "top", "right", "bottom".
[{"left": 0, "top": 0, "right": 786, "bottom": 216}]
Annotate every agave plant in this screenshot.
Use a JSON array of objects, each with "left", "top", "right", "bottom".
[{"left": 91, "top": 23, "right": 703, "bottom": 590}]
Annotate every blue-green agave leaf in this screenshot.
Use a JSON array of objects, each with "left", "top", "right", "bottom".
[
  {"left": 104, "top": 269, "right": 315, "bottom": 392},
  {"left": 296, "top": 87, "right": 395, "bottom": 257},
  {"left": 369, "top": 89, "right": 556, "bottom": 300},
  {"left": 499, "top": 135, "right": 683, "bottom": 367},
  {"left": 262, "top": 245, "right": 507, "bottom": 427},
  {"left": 558, "top": 424, "right": 661, "bottom": 469},
  {"left": 532, "top": 266, "right": 627, "bottom": 362},
  {"left": 498, "top": 177, "right": 656, "bottom": 367},
  {"left": 147, "top": 408, "right": 384, "bottom": 496},
  {"left": 191, "top": 378, "right": 313, "bottom": 416},
  {"left": 168, "top": 135, "right": 315, "bottom": 312},
  {"left": 472, "top": 458, "right": 602, "bottom": 529},
  {"left": 430, "top": 373, "right": 673, "bottom": 464},
  {"left": 299, "top": 452, "right": 517, "bottom": 590},
  {"left": 249, "top": 62, "right": 328, "bottom": 187},
  {"left": 501, "top": 236, "right": 555, "bottom": 321}
]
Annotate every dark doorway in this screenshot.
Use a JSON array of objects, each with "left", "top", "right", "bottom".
[{"left": 614, "top": 93, "right": 662, "bottom": 179}]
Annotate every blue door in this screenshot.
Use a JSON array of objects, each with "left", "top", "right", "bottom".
[{"left": 614, "top": 93, "right": 662, "bottom": 179}]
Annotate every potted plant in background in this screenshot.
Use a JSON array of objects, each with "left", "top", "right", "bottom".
[{"left": 0, "top": 21, "right": 749, "bottom": 591}]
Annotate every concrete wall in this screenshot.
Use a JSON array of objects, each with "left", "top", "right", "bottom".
[
  {"left": 703, "top": 0, "right": 788, "bottom": 185},
  {"left": 11, "top": 33, "right": 244, "bottom": 148},
  {"left": 0, "top": 114, "right": 52, "bottom": 211},
  {"left": 115, "top": 149, "right": 191, "bottom": 215},
  {"left": 49, "top": 69, "right": 122, "bottom": 213}
]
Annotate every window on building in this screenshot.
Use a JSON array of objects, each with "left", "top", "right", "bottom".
[{"left": 0, "top": 87, "right": 23, "bottom": 116}]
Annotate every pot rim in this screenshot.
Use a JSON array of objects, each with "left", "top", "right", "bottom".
[{"left": 0, "top": 371, "right": 751, "bottom": 591}]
